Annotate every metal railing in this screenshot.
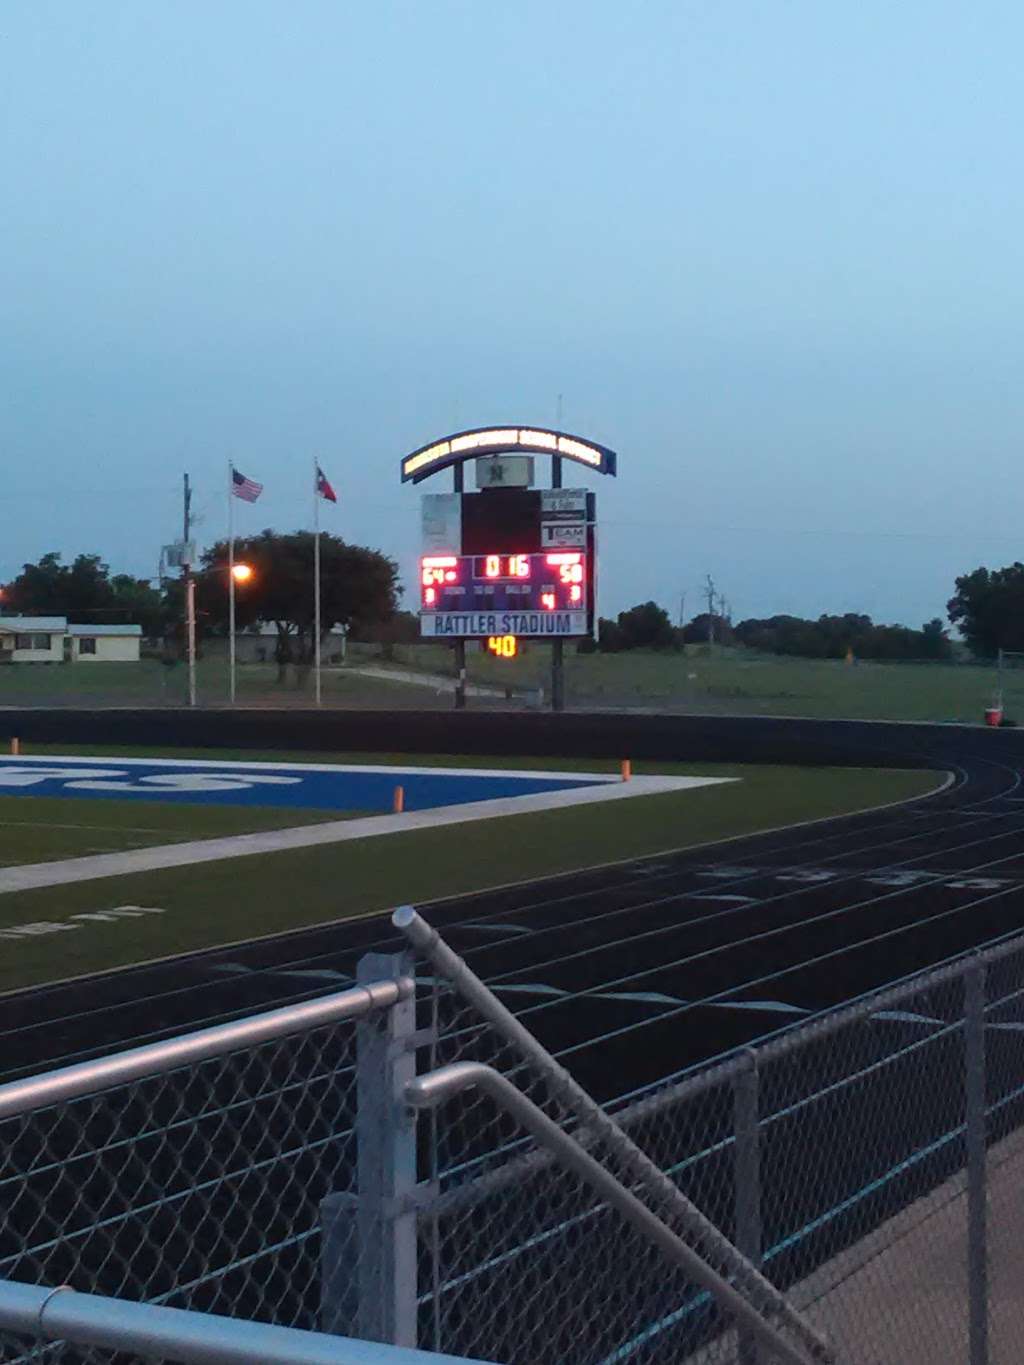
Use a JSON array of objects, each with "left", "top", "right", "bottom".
[
  {"left": 0, "top": 1278, "right": 493, "bottom": 1364},
  {"left": 394, "top": 909, "right": 1024, "bottom": 1365},
  {"left": 0, "top": 966, "right": 416, "bottom": 1357},
  {"left": 6, "top": 906, "right": 1024, "bottom": 1364}
]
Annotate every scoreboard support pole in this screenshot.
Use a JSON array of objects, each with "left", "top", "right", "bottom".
[
  {"left": 551, "top": 639, "right": 565, "bottom": 712},
  {"left": 454, "top": 639, "right": 467, "bottom": 710},
  {"left": 453, "top": 462, "right": 467, "bottom": 711},
  {"left": 550, "top": 450, "right": 564, "bottom": 712}
]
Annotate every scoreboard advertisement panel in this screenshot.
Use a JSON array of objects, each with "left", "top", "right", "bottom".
[{"left": 419, "top": 488, "right": 595, "bottom": 640}]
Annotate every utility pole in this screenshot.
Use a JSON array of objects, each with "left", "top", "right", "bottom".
[
  {"left": 705, "top": 574, "right": 716, "bottom": 648},
  {"left": 678, "top": 591, "right": 687, "bottom": 629},
  {"left": 183, "top": 474, "right": 196, "bottom": 707}
]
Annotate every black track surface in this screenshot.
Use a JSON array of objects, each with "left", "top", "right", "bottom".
[{"left": 4, "top": 716, "right": 1024, "bottom": 1105}]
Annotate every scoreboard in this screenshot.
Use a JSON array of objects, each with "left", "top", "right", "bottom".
[{"left": 419, "top": 488, "right": 595, "bottom": 639}]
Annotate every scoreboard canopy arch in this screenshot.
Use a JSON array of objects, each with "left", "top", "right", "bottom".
[{"left": 400, "top": 425, "right": 617, "bottom": 484}]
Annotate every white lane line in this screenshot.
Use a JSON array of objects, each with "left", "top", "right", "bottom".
[{"left": 0, "top": 775, "right": 735, "bottom": 896}]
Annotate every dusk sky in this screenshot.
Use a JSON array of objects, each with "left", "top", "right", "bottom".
[{"left": 4, "top": 1, "right": 1024, "bottom": 628}]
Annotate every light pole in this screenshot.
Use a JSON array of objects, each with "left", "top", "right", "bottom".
[{"left": 228, "top": 561, "right": 253, "bottom": 704}]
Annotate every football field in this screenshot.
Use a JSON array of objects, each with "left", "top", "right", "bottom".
[{"left": 0, "top": 745, "right": 940, "bottom": 996}]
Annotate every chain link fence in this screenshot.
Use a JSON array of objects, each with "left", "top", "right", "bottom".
[
  {"left": 0, "top": 972, "right": 414, "bottom": 1363},
  {"left": 4, "top": 912, "right": 1024, "bottom": 1363},
  {"left": 400, "top": 910, "right": 1024, "bottom": 1365}
]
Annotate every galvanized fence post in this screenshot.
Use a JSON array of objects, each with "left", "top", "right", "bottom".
[
  {"left": 321, "top": 951, "right": 418, "bottom": 1348},
  {"left": 735, "top": 1050, "right": 762, "bottom": 1365},
  {"left": 965, "top": 960, "right": 988, "bottom": 1365}
]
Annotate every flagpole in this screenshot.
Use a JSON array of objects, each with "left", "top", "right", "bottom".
[
  {"left": 314, "top": 458, "right": 322, "bottom": 707},
  {"left": 228, "top": 460, "right": 236, "bottom": 704}
]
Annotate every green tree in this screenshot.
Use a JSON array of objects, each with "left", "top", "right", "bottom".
[
  {"left": 615, "top": 601, "right": 676, "bottom": 650},
  {"left": 947, "top": 565, "right": 1024, "bottom": 657},
  {"left": 920, "top": 618, "right": 952, "bottom": 660},
  {"left": 197, "top": 529, "right": 400, "bottom": 668},
  {"left": 108, "top": 575, "right": 169, "bottom": 637},
  {"left": 682, "top": 612, "right": 734, "bottom": 646},
  {"left": 596, "top": 616, "right": 625, "bottom": 652},
  {"left": 4, "top": 552, "right": 114, "bottom": 618}
]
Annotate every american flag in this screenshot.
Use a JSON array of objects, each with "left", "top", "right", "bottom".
[{"left": 232, "top": 467, "right": 263, "bottom": 503}]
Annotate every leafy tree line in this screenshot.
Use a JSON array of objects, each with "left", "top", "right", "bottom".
[
  {"left": 733, "top": 613, "right": 951, "bottom": 661},
  {"left": 585, "top": 600, "right": 952, "bottom": 659},
  {"left": 1, "top": 534, "right": 401, "bottom": 657},
  {"left": 0, "top": 553, "right": 168, "bottom": 635}
]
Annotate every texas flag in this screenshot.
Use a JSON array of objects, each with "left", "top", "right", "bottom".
[{"left": 316, "top": 463, "right": 337, "bottom": 503}]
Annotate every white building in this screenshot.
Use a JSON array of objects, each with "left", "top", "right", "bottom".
[
  {"left": 67, "top": 624, "right": 143, "bottom": 662},
  {"left": 0, "top": 618, "right": 142, "bottom": 664}
]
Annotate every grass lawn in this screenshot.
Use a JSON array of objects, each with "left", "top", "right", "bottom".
[
  {"left": 0, "top": 646, "right": 1011, "bottom": 721},
  {"left": 0, "top": 748, "right": 942, "bottom": 995},
  {"left": 374, "top": 642, "right": 1007, "bottom": 723},
  {"left": 0, "top": 796, "right": 352, "bottom": 866},
  {"left": 0, "top": 658, "right": 444, "bottom": 709}
]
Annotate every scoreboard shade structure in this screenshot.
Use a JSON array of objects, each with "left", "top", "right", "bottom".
[{"left": 400, "top": 425, "right": 617, "bottom": 484}]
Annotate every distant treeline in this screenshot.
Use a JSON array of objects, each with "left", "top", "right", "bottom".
[
  {"left": 733, "top": 613, "right": 952, "bottom": 661},
  {"left": 586, "top": 601, "right": 953, "bottom": 660}
]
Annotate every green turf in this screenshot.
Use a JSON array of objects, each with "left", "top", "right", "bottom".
[
  {"left": 0, "top": 758, "right": 941, "bottom": 995},
  {"left": 0, "top": 795, "right": 356, "bottom": 866}
]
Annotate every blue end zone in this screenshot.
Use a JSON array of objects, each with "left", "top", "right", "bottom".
[{"left": 0, "top": 758, "right": 607, "bottom": 813}]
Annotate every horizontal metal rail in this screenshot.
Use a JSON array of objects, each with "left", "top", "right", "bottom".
[
  {"left": 0, "top": 976, "right": 413, "bottom": 1121},
  {"left": 622, "top": 926, "right": 1024, "bottom": 1116},
  {"left": 408, "top": 1060, "right": 819, "bottom": 1365},
  {"left": 0, "top": 1278, "right": 492, "bottom": 1364}
]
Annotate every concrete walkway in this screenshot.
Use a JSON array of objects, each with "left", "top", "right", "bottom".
[
  {"left": 689, "top": 1130, "right": 1024, "bottom": 1364},
  {"left": 0, "top": 774, "right": 731, "bottom": 895},
  {"left": 793, "top": 1128, "right": 1024, "bottom": 1364},
  {"left": 341, "top": 664, "right": 510, "bottom": 698}
]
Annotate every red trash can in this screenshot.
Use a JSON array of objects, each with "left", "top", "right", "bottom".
[{"left": 985, "top": 706, "right": 1003, "bottom": 727}]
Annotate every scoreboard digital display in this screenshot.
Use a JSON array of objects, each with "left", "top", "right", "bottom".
[
  {"left": 419, "top": 485, "right": 596, "bottom": 640},
  {"left": 420, "top": 551, "right": 588, "bottom": 637}
]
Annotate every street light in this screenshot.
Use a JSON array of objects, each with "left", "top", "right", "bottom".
[{"left": 228, "top": 561, "right": 254, "bottom": 703}]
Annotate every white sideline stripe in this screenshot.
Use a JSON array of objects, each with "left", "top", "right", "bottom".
[
  {"left": 0, "top": 774, "right": 733, "bottom": 895},
  {"left": 0, "top": 755, "right": 618, "bottom": 783}
]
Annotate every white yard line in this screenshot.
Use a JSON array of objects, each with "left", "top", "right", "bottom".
[
  {"left": 0, "top": 775, "right": 731, "bottom": 896},
  {"left": 0, "top": 755, "right": 613, "bottom": 781}
]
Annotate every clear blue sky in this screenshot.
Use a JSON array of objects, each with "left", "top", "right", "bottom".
[{"left": 3, "top": 1, "right": 1024, "bottom": 627}]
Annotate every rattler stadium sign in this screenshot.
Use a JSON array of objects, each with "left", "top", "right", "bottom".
[{"left": 400, "top": 425, "right": 617, "bottom": 642}]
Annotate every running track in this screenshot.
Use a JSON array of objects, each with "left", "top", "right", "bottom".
[{"left": 4, "top": 717, "right": 1024, "bottom": 1106}]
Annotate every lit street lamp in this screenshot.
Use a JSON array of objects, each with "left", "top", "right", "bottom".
[{"left": 228, "top": 561, "right": 254, "bottom": 703}]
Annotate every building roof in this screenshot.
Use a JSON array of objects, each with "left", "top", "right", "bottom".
[
  {"left": 0, "top": 617, "right": 68, "bottom": 633},
  {"left": 68, "top": 623, "right": 143, "bottom": 637}
]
